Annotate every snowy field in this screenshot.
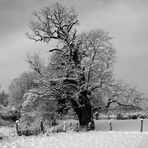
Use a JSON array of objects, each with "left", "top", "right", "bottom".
[
  {"left": 95, "top": 119, "right": 148, "bottom": 131},
  {"left": 63, "top": 119, "right": 148, "bottom": 132},
  {"left": 1, "top": 131, "right": 148, "bottom": 148},
  {"left": 1, "top": 119, "right": 148, "bottom": 148}
]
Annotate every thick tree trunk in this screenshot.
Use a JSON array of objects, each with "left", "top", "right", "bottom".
[
  {"left": 64, "top": 78, "right": 95, "bottom": 131},
  {"left": 70, "top": 97, "right": 95, "bottom": 131},
  {"left": 78, "top": 106, "right": 91, "bottom": 126},
  {"left": 76, "top": 103, "right": 95, "bottom": 131},
  {"left": 76, "top": 89, "right": 95, "bottom": 131}
]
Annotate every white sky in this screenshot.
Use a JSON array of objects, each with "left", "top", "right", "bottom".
[{"left": 0, "top": 0, "right": 148, "bottom": 96}]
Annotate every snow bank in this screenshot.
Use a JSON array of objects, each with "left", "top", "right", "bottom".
[{"left": 1, "top": 131, "right": 148, "bottom": 148}]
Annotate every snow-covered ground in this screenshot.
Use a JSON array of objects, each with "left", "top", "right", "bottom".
[
  {"left": 1, "top": 119, "right": 148, "bottom": 148},
  {"left": 1, "top": 131, "right": 148, "bottom": 148},
  {"left": 95, "top": 119, "right": 148, "bottom": 131}
]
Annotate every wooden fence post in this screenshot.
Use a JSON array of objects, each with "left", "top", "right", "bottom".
[
  {"left": 40, "top": 121, "right": 45, "bottom": 134},
  {"left": 63, "top": 122, "right": 67, "bottom": 132},
  {"left": 76, "top": 122, "right": 79, "bottom": 132},
  {"left": 16, "top": 120, "right": 21, "bottom": 136},
  {"left": 109, "top": 120, "right": 112, "bottom": 131},
  {"left": 140, "top": 118, "right": 143, "bottom": 132}
]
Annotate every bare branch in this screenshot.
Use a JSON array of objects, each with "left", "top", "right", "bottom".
[
  {"left": 26, "top": 53, "right": 45, "bottom": 77},
  {"left": 27, "top": 3, "right": 78, "bottom": 44},
  {"left": 48, "top": 48, "right": 63, "bottom": 52}
]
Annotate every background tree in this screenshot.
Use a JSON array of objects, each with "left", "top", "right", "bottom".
[
  {"left": 8, "top": 71, "right": 36, "bottom": 109},
  {"left": 21, "top": 91, "right": 57, "bottom": 126},
  {"left": 0, "top": 90, "right": 9, "bottom": 107},
  {"left": 97, "top": 80, "right": 144, "bottom": 111}
]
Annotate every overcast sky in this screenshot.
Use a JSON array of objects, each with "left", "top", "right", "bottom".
[{"left": 0, "top": 0, "right": 148, "bottom": 96}]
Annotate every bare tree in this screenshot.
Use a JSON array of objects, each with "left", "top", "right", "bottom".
[{"left": 25, "top": 3, "right": 117, "bottom": 129}]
